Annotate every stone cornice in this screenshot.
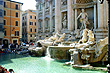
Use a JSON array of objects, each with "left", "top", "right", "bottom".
[{"left": 72, "top": 2, "right": 95, "bottom": 9}]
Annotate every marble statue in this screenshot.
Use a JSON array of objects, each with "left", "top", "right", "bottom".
[
  {"left": 78, "top": 29, "right": 88, "bottom": 43},
  {"left": 77, "top": 9, "right": 90, "bottom": 30},
  {"left": 48, "top": 30, "right": 59, "bottom": 41},
  {"left": 62, "top": 13, "right": 67, "bottom": 29},
  {"left": 37, "top": 31, "right": 60, "bottom": 46},
  {"left": 54, "top": 33, "right": 66, "bottom": 43},
  {"left": 87, "top": 30, "right": 95, "bottom": 43}
]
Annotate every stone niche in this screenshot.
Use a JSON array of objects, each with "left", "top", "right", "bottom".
[
  {"left": 77, "top": 8, "right": 94, "bottom": 30},
  {"left": 61, "top": 12, "right": 68, "bottom": 30}
]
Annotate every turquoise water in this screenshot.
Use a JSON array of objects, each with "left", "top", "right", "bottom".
[{"left": 0, "top": 54, "right": 106, "bottom": 73}]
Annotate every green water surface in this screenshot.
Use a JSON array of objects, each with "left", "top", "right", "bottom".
[{"left": 0, "top": 54, "right": 106, "bottom": 73}]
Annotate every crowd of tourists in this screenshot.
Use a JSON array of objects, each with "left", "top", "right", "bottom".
[{"left": 0, "top": 65, "right": 14, "bottom": 73}]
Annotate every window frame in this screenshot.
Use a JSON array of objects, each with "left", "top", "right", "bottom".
[
  {"left": 30, "top": 34, "right": 32, "bottom": 37},
  {"left": 35, "top": 16, "right": 36, "bottom": 19},
  {"left": 30, "top": 28, "right": 32, "bottom": 32},
  {"left": 15, "top": 4, "right": 19, "bottom": 10},
  {"left": 30, "top": 15, "right": 32, "bottom": 19},
  {"left": 4, "top": 10, "right": 6, "bottom": 16},
  {"left": 15, "top": 31, "right": 19, "bottom": 36},
  {"left": 15, "top": 12, "right": 18, "bottom": 17},
  {"left": 4, "top": 20, "right": 6, "bottom": 25},
  {"left": 35, "top": 22, "right": 36, "bottom": 26},
  {"left": 35, "top": 29, "right": 36, "bottom": 32},
  {"left": 30, "top": 22, "right": 33, "bottom": 25},
  {"left": 15, "top": 21, "right": 18, "bottom": 26},
  {"left": 4, "top": 30, "right": 6, "bottom": 36},
  {"left": 4, "top": 2, "right": 6, "bottom": 7}
]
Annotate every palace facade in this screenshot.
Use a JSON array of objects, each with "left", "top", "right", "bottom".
[
  {"left": 22, "top": 9, "right": 37, "bottom": 43},
  {"left": 35, "top": 0, "right": 108, "bottom": 41},
  {"left": 0, "top": 0, "right": 4, "bottom": 48},
  {"left": 3, "top": 0, "right": 23, "bottom": 48}
]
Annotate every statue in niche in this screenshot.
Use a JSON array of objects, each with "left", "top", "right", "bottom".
[
  {"left": 62, "top": 13, "right": 67, "bottom": 29},
  {"left": 77, "top": 9, "right": 90, "bottom": 30}
]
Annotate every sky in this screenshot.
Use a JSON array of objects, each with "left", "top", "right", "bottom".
[{"left": 12, "top": 0, "right": 36, "bottom": 11}]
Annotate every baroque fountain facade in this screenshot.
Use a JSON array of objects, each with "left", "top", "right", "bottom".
[{"left": 30, "top": 0, "right": 109, "bottom": 66}]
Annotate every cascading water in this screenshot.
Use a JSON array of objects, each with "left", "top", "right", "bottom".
[
  {"left": 46, "top": 47, "right": 51, "bottom": 58},
  {"left": 43, "top": 46, "right": 54, "bottom": 61}
]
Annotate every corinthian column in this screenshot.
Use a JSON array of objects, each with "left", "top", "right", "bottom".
[
  {"left": 68, "top": 0, "right": 73, "bottom": 31},
  {"left": 49, "top": 0, "right": 53, "bottom": 32},
  {"left": 36, "top": 2, "right": 39, "bottom": 33},
  {"left": 55, "top": 0, "right": 61, "bottom": 32},
  {"left": 42, "top": 2, "right": 45, "bottom": 33},
  {"left": 97, "top": 0, "right": 104, "bottom": 28},
  {"left": 93, "top": 0, "right": 97, "bottom": 29},
  {"left": 75, "top": 9, "right": 77, "bottom": 30}
]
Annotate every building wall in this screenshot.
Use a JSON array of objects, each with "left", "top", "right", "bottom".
[
  {"left": 35, "top": 0, "right": 108, "bottom": 41},
  {"left": 3, "top": 0, "right": 23, "bottom": 45},
  {"left": 22, "top": 10, "right": 37, "bottom": 43},
  {"left": 0, "top": 0, "right": 4, "bottom": 48}
]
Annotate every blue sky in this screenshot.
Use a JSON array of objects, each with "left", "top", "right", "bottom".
[{"left": 12, "top": 0, "right": 36, "bottom": 11}]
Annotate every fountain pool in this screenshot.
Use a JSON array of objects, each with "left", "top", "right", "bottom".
[{"left": 0, "top": 54, "right": 106, "bottom": 73}]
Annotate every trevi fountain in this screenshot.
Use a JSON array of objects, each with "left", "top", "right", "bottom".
[{"left": 28, "top": 7, "right": 108, "bottom": 72}]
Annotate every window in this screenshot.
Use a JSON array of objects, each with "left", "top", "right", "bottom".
[
  {"left": 53, "top": 18, "right": 55, "bottom": 28},
  {"left": 30, "top": 16, "right": 32, "bottom": 19},
  {"left": 15, "top": 12, "right": 18, "bottom": 17},
  {"left": 46, "top": 20, "right": 48, "bottom": 28},
  {"left": 4, "top": 20, "right": 6, "bottom": 25},
  {"left": 23, "top": 17, "right": 24, "bottom": 20},
  {"left": 25, "top": 16, "right": 26, "bottom": 19},
  {"left": 39, "top": 22, "right": 42, "bottom": 28},
  {"left": 0, "top": 1, "right": 3, "bottom": 5},
  {"left": 4, "top": 2, "right": 6, "bottom": 7},
  {"left": 22, "top": 22, "right": 24, "bottom": 26},
  {"left": 30, "top": 28, "right": 32, "bottom": 32},
  {"left": 35, "top": 22, "right": 36, "bottom": 26},
  {"left": 4, "top": 30, "right": 6, "bottom": 36},
  {"left": 22, "top": 34, "right": 24, "bottom": 38},
  {"left": 25, "top": 28, "right": 26, "bottom": 32},
  {"left": 25, "top": 34, "right": 27, "bottom": 37},
  {"left": 0, "top": 11, "right": 3, "bottom": 17},
  {"left": 30, "top": 34, "right": 32, "bottom": 37},
  {"left": 15, "top": 31, "right": 19, "bottom": 36},
  {"left": 0, "top": 25, "right": 3, "bottom": 30},
  {"left": 25, "top": 22, "right": 26, "bottom": 25},
  {"left": 15, "top": 4, "right": 18, "bottom": 10},
  {"left": 4, "top": 10, "right": 6, "bottom": 16},
  {"left": 35, "top": 16, "right": 36, "bottom": 19},
  {"left": 46, "top": 2, "right": 49, "bottom": 8},
  {"left": 22, "top": 28, "right": 24, "bottom": 33},
  {"left": 35, "top": 29, "right": 36, "bottom": 32},
  {"left": 30, "top": 22, "right": 33, "bottom": 25},
  {"left": 15, "top": 21, "right": 18, "bottom": 26},
  {"left": 39, "top": 4, "right": 42, "bottom": 10}
]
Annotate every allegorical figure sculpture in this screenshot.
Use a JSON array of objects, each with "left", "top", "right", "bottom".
[
  {"left": 77, "top": 9, "right": 90, "bottom": 30},
  {"left": 62, "top": 13, "right": 67, "bottom": 29}
]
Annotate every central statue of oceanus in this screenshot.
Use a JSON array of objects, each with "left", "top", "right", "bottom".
[{"left": 77, "top": 9, "right": 90, "bottom": 30}]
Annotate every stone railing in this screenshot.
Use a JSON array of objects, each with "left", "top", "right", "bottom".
[{"left": 76, "top": 0, "right": 93, "bottom": 4}]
